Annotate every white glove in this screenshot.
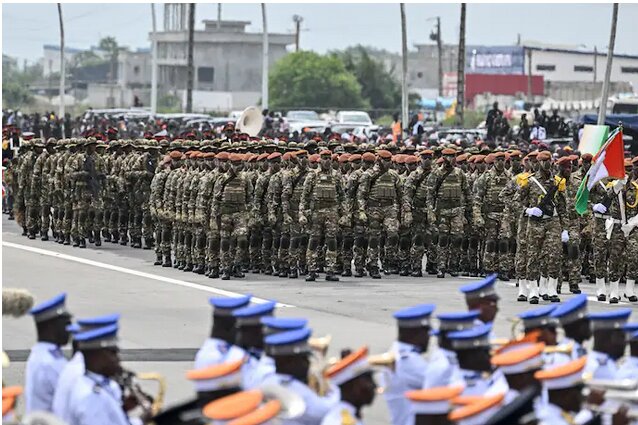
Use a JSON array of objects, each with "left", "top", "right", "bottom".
[
  {"left": 592, "top": 203, "right": 607, "bottom": 214},
  {"left": 561, "top": 230, "right": 569, "bottom": 243},
  {"left": 525, "top": 207, "right": 543, "bottom": 217}
]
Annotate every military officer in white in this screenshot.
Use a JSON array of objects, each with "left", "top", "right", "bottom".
[
  {"left": 422, "top": 311, "right": 477, "bottom": 389},
  {"left": 585, "top": 309, "right": 632, "bottom": 378},
  {"left": 447, "top": 323, "right": 509, "bottom": 397},
  {"left": 383, "top": 304, "right": 434, "bottom": 425},
  {"left": 261, "top": 327, "right": 340, "bottom": 425},
  {"left": 52, "top": 313, "right": 120, "bottom": 422},
  {"left": 516, "top": 305, "right": 571, "bottom": 366},
  {"left": 550, "top": 294, "right": 591, "bottom": 360},
  {"left": 194, "top": 294, "right": 251, "bottom": 369},
  {"left": 617, "top": 329, "right": 638, "bottom": 379},
  {"left": 232, "top": 300, "right": 277, "bottom": 389},
  {"left": 321, "top": 347, "right": 377, "bottom": 425},
  {"left": 67, "top": 323, "right": 135, "bottom": 425},
  {"left": 24, "top": 292, "right": 72, "bottom": 413}
]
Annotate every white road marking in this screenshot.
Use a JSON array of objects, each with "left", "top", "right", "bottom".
[{"left": 3, "top": 241, "right": 294, "bottom": 308}]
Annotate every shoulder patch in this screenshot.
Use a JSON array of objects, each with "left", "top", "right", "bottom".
[
  {"left": 516, "top": 172, "right": 530, "bottom": 188},
  {"left": 341, "top": 408, "right": 356, "bottom": 425}
]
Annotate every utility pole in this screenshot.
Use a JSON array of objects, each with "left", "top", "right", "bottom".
[
  {"left": 185, "top": 3, "right": 195, "bottom": 113},
  {"left": 217, "top": 3, "right": 221, "bottom": 29},
  {"left": 456, "top": 3, "right": 466, "bottom": 127},
  {"left": 150, "top": 3, "right": 158, "bottom": 114},
  {"left": 293, "top": 15, "right": 303, "bottom": 52},
  {"left": 400, "top": 3, "right": 408, "bottom": 138},
  {"left": 527, "top": 48, "right": 533, "bottom": 100},
  {"left": 262, "top": 3, "right": 269, "bottom": 110},
  {"left": 593, "top": 45, "right": 598, "bottom": 84},
  {"left": 428, "top": 17, "right": 443, "bottom": 97},
  {"left": 57, "top": 3, "right": 65, "bottom": 135},
  {"left": 598, "top": 3, "right": 618, "bottom": 125}
]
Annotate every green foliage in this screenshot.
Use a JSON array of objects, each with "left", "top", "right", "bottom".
[
  {"left": 70, "top": 50, "right": 105, "bottom": 69},
  {"left": 158, "top": 94, "right": 182, "bottom": 113},
  {"left": 333, "top": 45, "right": 401, "bottom": 110},
  {"left": 2, "top": 56, "right": 41, "bottom": 108},
  {"left": 442, "top": 109, "right": 484, "bottom": 129},
  {"left": 269, "top": 51, "right": 366, "bottom": 109}
]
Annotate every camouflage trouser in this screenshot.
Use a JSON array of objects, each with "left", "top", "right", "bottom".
[
  {"left": 592, "top": 218, "right": 609, "bottom": 280},
  {"left": 106, "top": 204, "right": 119, "bottom": 236},
  {"left": 63, "top": 201, "right": 74, "bottom": 237},
  {"left": 271, "top": 222, "right": 283, "bottom": 271},
  {"left": 366, "top": 205, "right": 399, "bottom": 274},
  {"left": 482, "top": 213, "right": 507, "bottom": 274},
  {"left": 564, "top": 221, "right": 582, "bottom": 285},
  {"left": 608, "top": 225, "right": 627, "bottom": 282},
  {"left": 515, "top": 214, "right": 528, "bottom": 280},
  {"left": 192, "top": 226, "right": 207, "bottom": 266},
  {"left": 160, "top": 219, "right": 173, "bottom": 257},
  {"left": 397, "top": 224, "right": 411, "bottom": 271},
  {"left": 260, "top": 219, "right": 274, "bottom": 272},
  {"left": 129, "top": 199, "right": 143, "bottom": 239},
  {"left": 410, "top": 209, "right": 435, "bottom": 272},
  {"left": 26, "top": 203, "right": 40, "bottom": 233},
  {"left": 207, "top": 216, "right": 221, "bottom": 269},
  {"left": 525, "top": 217, "right": 562, "bottom": 281},
  {"left": 353, "top": 220, "right": 367, "bottom": 272},
  {"left": 183, "top": 226, "right": 193, "bottom": 265},
  {"left": 249, "top": 223, "right": 262, "bottom": 270},
  {"left": 40, "top": 192, "right": 52, "bottom": 233},
  {"left": 466, "top": 226, "right": 480, "bottom": 275},
  {"left": 307, "top": 207, "right": 339, "bottom": 273},
  {"left": 340, "top": 223, "right": 354, "bottom": 273},
  {"left": 436, "top": 209, "right": 465, "bottom": 273},
  {"left": 282, "top": 214, "right": 307, "bottom": 271},
  {"left": 118, "top": 195, "right": 130, "bottom": 242},
  {"left": 14, "top": 188, "right": 25, "bottom": 227},
  {"left": 627, "top": 228, "right": 638, "bottom": 280},
  {"left": 220, "top": 211, "right": 248, "bottom": 270},
  {"left": 173, "top": 221, "right": 184, "bottom": 262}
]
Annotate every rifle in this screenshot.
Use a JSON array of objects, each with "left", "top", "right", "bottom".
[{"left": 537, "top": 180, "right": 559, "bottom": 217}]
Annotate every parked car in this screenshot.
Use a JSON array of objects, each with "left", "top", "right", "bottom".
[{"left": 286, "top": 110, "right": 327, "bottom": 134}]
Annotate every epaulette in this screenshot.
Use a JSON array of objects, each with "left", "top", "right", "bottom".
[
  {"left": 515, "top": 172, "right": 531, "bottom": 188},
  {"left": 554, "top": 175, "right": 567, "bottom": 192},
  {"left": 341, "top": 409, "right": 356, "bottom": 425}
]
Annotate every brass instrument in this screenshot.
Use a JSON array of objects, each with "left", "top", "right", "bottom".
[
  {"left": 116, "top": 369, "right": 166, "bottom": 417},
  {"left": 543, "top": 343, "right": 573, "bottom": 355},
  {"left": 368, "top": 352, "right": 396, "bottom": 370},
  {"left": 259, "top": 382, "right": 306, "bottom": 419},
  {"left": 236, "top": 106, "right": 265, "bottom": 137},
  {"left": 307, "top": 335, "right": 332, "bottom": 396}
]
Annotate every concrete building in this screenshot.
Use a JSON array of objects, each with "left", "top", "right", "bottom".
[
  {"left": 40, "top": 44, "right": 86, "bottom": 76},
  {"left": 150, "top": 19, "right": 294, "bottom": 110}
]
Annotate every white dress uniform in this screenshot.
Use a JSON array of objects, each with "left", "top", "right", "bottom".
[
  {"left": 536, "top": 402, "right": 593, "bottom": 425},
  {"left": 243, "top": 353, "right": 276, "bottom": 389},
  {"left": 458, "top": 368, "right": 508, "bottom": 396},
  {"left": 194, "top": 337, "right": 233, "bottom": 368},
  {"left": 617, "top": 356, "right": 638, "bottom": 379},
  {"left": 382, "top": 341, "right": 428, "bottom": 425},
  {"left": 422, "top": 348, "right": 463, "bottom": 389},
  {"left": 320, "top": 400, "right": 363, "bottom": 425},
  {"left": 24, "top": 341, "right": 68, "bottom": 413},
  {"left": 263, "top": 373, "right": 340, "bottom": 425},
  {"left": 585, "top": 350, "right": 618, "bottom": 379},
  {"left": 67, "top": 371, "right": 130, "bottom": 425}
]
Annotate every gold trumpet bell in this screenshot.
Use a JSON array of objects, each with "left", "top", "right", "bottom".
[
  {"left": 309, "top": 334, "right": 332, "bottom": 356},
  {"left": 368, "top": 352, "right": 396, "bottom": 370}
]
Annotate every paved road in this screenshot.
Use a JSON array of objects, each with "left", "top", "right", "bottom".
[{"left": 3, "top": 216, "right": 637, "bottom": 423}]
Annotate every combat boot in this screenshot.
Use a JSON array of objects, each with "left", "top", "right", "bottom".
[
  {"left": 305, "top": 272, "right": 317, "bottom": 282},
  {"left": 208, "top": 267, "right": 220, "bottom": 279},
  {"left": 28, "top": 230, "right": 36, "bottom": 240},
  {"left": 193, "top": 264, "right": 205, "bottom": 275},
  {"left": 426, "top": 263, "right": 438, "bottom": 275},
  {"left": 154, "top": 253, "right": 163, "bottom": 266},
  {"left": 178, "top": 261, "right": 185, "bottom": 270},
  {"left": 517, "top": 279, "right": 529, "bottom": 302},
  {"left": 132, "top": 238, "right": 142, "bottom": 249},
  {"left": 111, "top": 231, "right": 119, "bottom": 243},
  {"left": 94, "top": 236, "right": 101, "bottom": 247},
  {"left": 547, "top": 278, "right": 560, "bottom": 302},
  {"left": 263, "top": 266, "right": 273, "bottom": 276},
  {"left": 22, "top": 226, "right": 27, "bottom": 236},
  {"left": 609, "top": 280, "right": 620, "bottom": 304},
  {"left": 162, "top": 255, "right": 172, "bottom": 267},
  {"left": 79, "top": 238, "right": 86, "bottom": 249},
  {"left": 411, "top": 269, "right": 423, "bottom": 277},
  {"left": 40, "top": 230, "right": 49, "bottom": 241},
  {"left": 342, "top": 268, "right": 352, "bottom": 277},
  {"left": 72, "top": 238, "right": 80, "bottom": 247},
  {"left": 183, "top": 263, "right": 193, "bottom": 272},
  {"left": 399, "top": 266, "right": 410, "bottom": 277},
  {"left": 528, "top": 280, "right": 540, "bottom": 304},
  {"left": 354, "top": 269, "right": 366, "bottom": 278},
  {"left": 278, "top": 268, "right": 288, "bottom": 278},
  {"left": 437, "top": 270, "right": 445, "bottom": 278},
  {"left": 88, "top": 231, "right": 94, "bottom": 244},
  {"left": 625, "top": 279, "right": 638, "bottom": 302},
  {"left": 221, "top": 269, "right": 231, "bottom": 280},
  {"left": 369, "top": 269, "right": 382, "bottom": 279},
  {"left": 569, "top": 283, "right": 582, "bottom": 294},
  {"left": 595, "top": 278, "right": 607, "bottom": 301},
  {"left": 103, "top": 231, "right": 112, "bottom": 243},
  {"left": 232, "top": 266, "right": 245, "bottom": 278},
  {"left": 143, "top": 237, "right": 154, "bottom": 250},
  {"left": 63, "top": 234, "right": 71, "bottom": 245},
  {"left": 449, "top": 270, "right": 459, "bottom": 277},
  {"left": 325, "top": 273, "right": 339, "bottom": 282},
  {"left": 288, "top": 268, "right": 298, "bottom": 279}
]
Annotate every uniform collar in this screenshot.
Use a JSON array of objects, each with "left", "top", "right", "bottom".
[{"left": 393, "top": 340, "right": 422, "bottom": 354}]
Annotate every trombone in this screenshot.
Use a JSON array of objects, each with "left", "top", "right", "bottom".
[{"left": 116, "top": 368, "right": 167, "bottom": 417}]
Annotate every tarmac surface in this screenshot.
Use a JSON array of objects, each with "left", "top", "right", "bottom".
[{"left": 3, "top": 215, "right": 637, "bottom": 424}]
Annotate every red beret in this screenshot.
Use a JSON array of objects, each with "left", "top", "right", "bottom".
[
  {"left": 394, "top": 154, "right": 405, "bottom": 164},
  {"left": 230, "top": 153, "right": 243, "bottom": 162},
  {"left": 282, "top": 152, "right": 292, "bottom": 161},
  {"left": 294, "top": 150, "right": 308, "bottom": 157},
  {"left": 419, "top": 149, "right": 434, "bottom": 157},
  {"left": 581, "top": 153, "right": 594, "bottom": 161},
  {"left": 216, "top": 152, "right": 230, "bottom": 160},
  {"left": 257, "top": 153, "right": 269, "bottom": 161},
  {"left": 362, "top": 152, "right": 376, "bottom": 162},
  {"left": 404, "top": 155, "right": 418, "bottom": 165},
  {"left": 556, "top": 156, "right": 572, "bottom": 166},
  {"left": 442, "top": 148, "right": 457, "bottom": 155},
  {"left": 349, "top": 153, "right": 362, "bottom": 162},
  {"left": 267, "top": 152, "right": 282, "bottom": 161},
  {"left": 377, "top": 150, "right": 392, "bottom": 159},
  {"left": 338, "top": 153, "right": 351, "bottom": 163},
  {"left": 456, "top": 153, "right": 469, "bottom": 163},
  {"left": 169, "top": 150, "right": 182, "bottom": 159},
  {"left": 319, "top": 150, "right": 332, "bottom": 157},
  {"left": 309, "top": 154, "right": 320, "bottom": 163},
  {"left": 537, "top": 151, "right": 552, "bottom": 161}
]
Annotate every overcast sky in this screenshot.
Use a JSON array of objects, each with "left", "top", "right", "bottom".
[{"left": 3, "top": 3, "right": 638, "bottom": 65}]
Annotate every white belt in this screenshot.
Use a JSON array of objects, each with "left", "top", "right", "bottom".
[{"left": 594, "top": 213, "right": 611, "bottom": 219}]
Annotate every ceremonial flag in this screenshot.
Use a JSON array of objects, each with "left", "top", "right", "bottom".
[
  {"left": 575, "top": 127, "right": 625, "bottom": 215},
  {"left": 578, "top": 125, "right": 608, "bottom": 155}
]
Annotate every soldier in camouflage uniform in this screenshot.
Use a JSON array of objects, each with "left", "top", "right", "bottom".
[
  {"left": 427, "top": 148, "right": 470, "bottom": 278},
  {"left": 574, "top": 153, "right": 595, "bottom": 281},
  {"left": 357, "top": 150, "right": 402, "bottom": 279},
  {"left": 339, "top": 153, "right": 360, "bottom": 277},
  {"left": 513, "top": 151, "right": 566, "bottom": 304},
  {"left": 299, "top": 150, "right": 346, "bottom": 282},
  {"left": 189, "top": 152, "right": 214, "bottom": 274},
  {"left": 12, "top": 141, "right": 29, "bottom": 234},
  {"left": 161, "top": 151, "right": 186, "bottom": 268},
  {"left": 395, "top": 155, "right": 415, "bottom": 276},
  {"left": 465, "top": 154, "right": 486, "bottom": 276},
  {"left": 103, "top": 142, "right": 121, "bottom": 243},
  {"left": 211, "top": 152, "right": 253, "bottom": 280},
  {"left": 178, "top": 151, "right": 199, "bottom": 271},
  {"left": 203, "top": 153, "right": 224, "bottom": 278},
  {"left": 117, "top": 141, "right": 136, "bottom": 245},
  {"left": 266, "top": 153, "right": 286, "bottom": 277},
  {"left": 473, "top": 151, "right": 511, "bottom": 280},
  {"left": 129, "top": 142, "right": 159, "bottom": 249},
  {"left": 32, "top": 138, "right": 56, "bottom": 240},
  {"left": 281, "top": 150, "right": 311, "bottom": 278},
  {"left": 24, "top": 139, "right": 43, "bottom": 239},
  {"left": 247, "top": 154, "right": 268, "bottom": 272},
  {"left": 252, "top": 153, "right": 281, "bottom": 274},
  {"left": 402, "top": 149, "right": 436, "bottom": 277},
  {"left": 623, "top": 157, "right": 638, "bottom": 302},
  {"left": 150, "top": 153, "right": 172, "bottom": 265}
]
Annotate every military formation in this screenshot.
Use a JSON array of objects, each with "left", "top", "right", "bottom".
[
  {"left": 7, "top": 274, "right": 638, "bottom": 425},
  {"left": 6, "top": 130, "right": 638, "bottom": 304}
]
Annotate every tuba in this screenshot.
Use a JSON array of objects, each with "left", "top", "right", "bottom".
[
  {"left": 307, "top": 335, "right": 333, "bottom": 396},
  {"left": 236, "top": 106, "right": 264, "bottom": 137},
  {"left": 116, "top": 369, "right": 167, "bottom": 417}
]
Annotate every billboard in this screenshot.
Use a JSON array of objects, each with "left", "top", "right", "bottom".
[{"left": 466, "top": 46, "right": 525, "bottom": 75}]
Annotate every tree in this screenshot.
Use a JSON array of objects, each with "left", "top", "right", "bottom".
[
  {"left": 269, "top": 51, "right": 366, "bottom": 109},
  {"left": 334, "top": 46, "right": 402, "bottom": 111},
  {"left": 2, "top": 56, "right": 40, "bottom": 108},
  {"left": 98, "top": 36, "right": 120, "bottom": 82}
]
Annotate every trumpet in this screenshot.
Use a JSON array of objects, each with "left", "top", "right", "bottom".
[
  {"left": 116, "top": 369, "right": 166, "bottom": 417},
  {"left": 543, "top": 343, "right": 573, "bottom": 355},
  {"left": 368, "top": 352, "right": 396, "bottom": 370},
  {"left": 309, "top": 334, "right": 332, "bottom": 357}
]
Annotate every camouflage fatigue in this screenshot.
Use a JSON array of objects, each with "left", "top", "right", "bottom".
[
  {"left": 563, "top": 175, "right": 583, "bottom": 287},
  {"left": 21, "top": 150, "right": 39, "bottom": 236},
  {"left": 403, "top": 166, "right": 436, "bottom": 274},
  {"left": 626, "top": 179, "right": 638, "bottom": 281},
  {"left": 178, "top": 165, "right": 197, "bottom": 268},
  {"left": 358, "top": 165, "right": 402, "bottom": 275},
  {"left": 267, "top": 170, "right": 285, "bottom": 275},
  {"left": 189, "top": 167, "right": 208, "bottom": 271},
  {"left": 253, "top": 171, "right": 275, "bottom": 273},
  {"left": 396, "top": 172, "right": 411, "bottom": 274},
  {"left": 129, "top": 151, "right": 156, "bottom": 247},
  {"left": 105, "top": 151, "right": 123, "bottom": 241},
  {"left": 150, "top": 166, "right": 171, "bottom": 263},
  {"left": 212, "top": 171, "right": 253, "bottom": 273},
  {"left": 473, "top": 167, "right": 511, "bottom": 275},
  {"left": 31, "top": 150, "right": 50, "bottom": 236},
  {"left": 345, "top": 167, "right": 368, "bottom": 275},
  {"left": 13, "top": 153, "right": 26, "bottom": 229},
  {"left": 162, "top": 167, "right": 185, "bottom": 264},
  {"left": 63, "top": 150, "right": 78, "bottom": 242},
  {"left": 281, "top": 166, "right": 310, "bottom": 275},
  {"left": 513, "top": 173, "right": 567, "bottom": 282},
  {"left": 427, "top": 167, "right": 470, "bottom": 275},
  {"left": 589, "top": 181, "right": 613, "bottom": 280},
  {"left": 300, "top": 168, "right": 345, "bottom": 275}
]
